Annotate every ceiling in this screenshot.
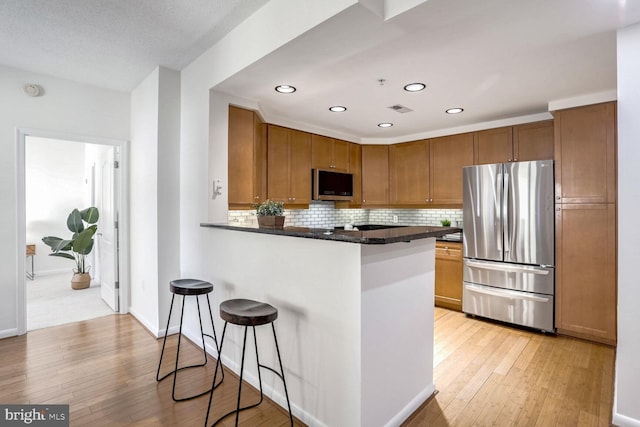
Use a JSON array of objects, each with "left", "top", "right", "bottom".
[
  {"left": 2, "top": 0, "right": 639, "bottom": 141},
  {"left": 0, "top": 0, "right": 269, "bottom": 91}
]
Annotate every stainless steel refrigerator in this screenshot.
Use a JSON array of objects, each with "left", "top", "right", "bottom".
[{"left": 462, "top": 160, "right": 555, "bottom": 332}]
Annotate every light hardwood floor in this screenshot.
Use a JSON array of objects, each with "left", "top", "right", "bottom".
[
  {"left": 404, "top": 308, "right": 615, "bottom": 427},
  {"left": 0, "top": 309, "right": 615, "bottom": 426}
]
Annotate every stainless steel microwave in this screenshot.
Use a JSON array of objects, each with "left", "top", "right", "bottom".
[{"left": 312, "top": 169, "right": 354, "bottom": 201}]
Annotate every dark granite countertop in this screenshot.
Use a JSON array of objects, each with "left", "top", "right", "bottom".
[{"left": 200, "top": 222, "right": 462, "bottom": 245}]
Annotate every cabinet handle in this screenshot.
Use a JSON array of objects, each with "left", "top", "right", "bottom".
[
  {"left": 556, "top": 207, "right": 561, "bottom": 211},
  {"left": 513, "top": 158, "right": 517, "bottom": 161},
  {"left": 508, "top": 158, "right": 512, "bottom": 162},
  {"left": 292, "top": 197, "right": 296, "bottom": 201},
  {"left": 556, "top": 196, "right": 561, "bottom": 200}
]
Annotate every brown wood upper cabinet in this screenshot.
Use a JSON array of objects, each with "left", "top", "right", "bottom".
[
  {"left": 389, "top": 140, "right": 430, "bottom": 205},
  {"left": 361, "top": 145, "right": 389, "bottom": 206},
  {"left": 474, "top": 121, "right": 553, "bottom": 165},
  {"left": 554, "top": 102, "right": 616, "bottom": 204},
  {"left": 514, "top": 120, "right": 554, "bottom": 162},
  {"left": 228, "top": 106, "right": 266, "bottom": 207},
  {"left": 430, "top": 133, "right": 474, "bottom": 205},
  {"left": 388, "top": 134, "right": 473, "bottom": 207},
  {"left": 267, "top": 124, "right": 312, "bottom": 205},
  {"left": 311, "top": 135, "right": 349, "bottom": 171}
]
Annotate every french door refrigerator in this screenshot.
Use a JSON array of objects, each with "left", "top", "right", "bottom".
[{"left": 462, "top": 160, "right": 555, "bottom": 332}]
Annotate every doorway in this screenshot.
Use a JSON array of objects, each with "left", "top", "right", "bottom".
[{"left": 16, "top": 129, "right": 129, "bottom": 335}]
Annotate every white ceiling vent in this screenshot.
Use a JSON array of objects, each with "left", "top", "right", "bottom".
[{"left": 388, "top": 104, "right": 413, "bottom": 113}]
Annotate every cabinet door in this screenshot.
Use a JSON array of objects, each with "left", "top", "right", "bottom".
[
  {"left": 361, "top": 145, "right": 389, "bottom": 206},
  {"left": 435, "top": 242, "right": 463, "bottom": 311},
  {"left": 288, "top": 129, "right": 312, "bottom": 204},
  {"left": 474, "top": 127, "right": 513, "bottom": 164},
  {"left": 348, "top": 142, "right": 362, "bottom": 207},
  {"left": 514, "top": 120, "right": 554, "bottom": 162},
  {"left": 311, "top": 134, "right": 333, "bottom": 170},
  {"left": 555, "top": 203, "right": 616, "bottom": 345},
  {"left": 332, "top": 139, "right": 350, "bottom": 171},
  {"left": 267, "top": 125, "right": 291, "bottom": 203},
  {"left": 229, "top": 106, "right": 263, "bottom": 206},
  {"left": 430, "top": 133, "right": 474, "bottom": 205},
  {"left": 554, "top": 102, "right": 616, "bottom": 204},
  {"left": 389, "top": 140, "right": 429, "bottom": 205}
]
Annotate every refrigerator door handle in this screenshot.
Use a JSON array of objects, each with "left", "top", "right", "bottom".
[
  {"left": 466, "top": 284, "right": 551, "bottom": 303},
  {"left": 503, "top": 171, "right": 510, "bottom": 253},
  {"left": 465, "top": 260, "right": 550, "bottom": 275},
  {"left": 496, "top": 172, "right": 502, "bottom": 253}
]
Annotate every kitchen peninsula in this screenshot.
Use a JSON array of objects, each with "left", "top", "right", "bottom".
[{"left": 200, "top": 223, "right": 459, "bottom": 427}]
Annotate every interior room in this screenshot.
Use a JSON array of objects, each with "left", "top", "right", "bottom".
[
  {"left": 24, "top": 136, "right": 116, "bottom": 330},
  {"left": 0, "top": 1, "right": 639, "bottom": 426}
]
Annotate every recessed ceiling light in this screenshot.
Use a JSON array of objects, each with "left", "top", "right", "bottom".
[
  {"left": 329, "top": 106, "right": 347, "bottom": 112},
  {"left": 404, "top": 83, "right": 426, "bottom": 92},
  {"left": 378, "top": 122, "right": 393, "bottom": 128},
  {"left": 275, "top": 85, "right": 296, "bottom": 94},
  {"left": 446, "top": 107, "right": 464, "bottom": 114}
]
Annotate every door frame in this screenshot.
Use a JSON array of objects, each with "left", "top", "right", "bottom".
[{"left": 15, "top": 128, "right": 130, "bottom": 335}]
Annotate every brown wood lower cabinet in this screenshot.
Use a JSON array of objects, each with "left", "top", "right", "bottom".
[
  {"left": 435, "top": 241, "right": 463, "bottom": 311},
  {"left": 555, "top": 203, "right": 617, "bottom": 345}
]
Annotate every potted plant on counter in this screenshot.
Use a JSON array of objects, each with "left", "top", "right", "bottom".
[
  {"left": 255, "top": 199, "right": 285, "bottom": 229},
  {"left": 42, "top": 207, "right": 99, "bottom": 290}
]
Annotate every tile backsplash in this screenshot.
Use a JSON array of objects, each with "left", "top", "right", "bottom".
[{"left": 229, "top": 201, "right": 462, "bottom": 228}]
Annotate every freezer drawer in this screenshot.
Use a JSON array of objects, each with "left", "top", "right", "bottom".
[
  {"left": 463, "top": 259, "right": 554, "bottom": 295},
  {"left": 463, "top": 283, "right": 554, "bottom": 332}
]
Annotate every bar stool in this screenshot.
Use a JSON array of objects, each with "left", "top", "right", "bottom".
[
  {"left": 204, "top": 298, "right": 293, "bottom": 427},
  {"left": 156, "top": 279, "right": 224, "bottom": 401}
]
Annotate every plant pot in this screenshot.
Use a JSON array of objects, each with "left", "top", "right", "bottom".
[
  {"left": 257, "top": 215, "right": 285, "bottom": 229},
  {"left": 71, "top": 272, "right": 91, "bottom": 290}
]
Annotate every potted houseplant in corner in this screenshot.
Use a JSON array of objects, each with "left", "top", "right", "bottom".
[
  {"left": 42, "top": 207, "right": 99, "bottom": 290},
  {"left": 255, "top": 199, "right": 285, "bottom": 229}
]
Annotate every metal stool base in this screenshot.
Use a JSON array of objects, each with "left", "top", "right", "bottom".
[
  {"left": 204, "top": 322, "right": 293, "bottom": 427},
  {"left": 156, "top": 292, "right": 224, "bottom": 402}
]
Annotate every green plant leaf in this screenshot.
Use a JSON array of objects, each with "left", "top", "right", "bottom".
[
  {"left": 81, "top": 207, "right": 99, "bottom": 224},
  {"left": 72, "top": 225, "right": 97, "bottom": 255},
  {"left": 67, "top": 209, "right": 84, "bottom": 233},
  {"left": 49, "top": 252, "right": 75, "bottom": 261}
]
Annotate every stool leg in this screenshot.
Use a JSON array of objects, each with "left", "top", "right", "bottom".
[
  {"left": 204, "top": 321, "right": 228, "bottom": 427},
  {"left": 252, "top": 325, "right": 265, "bottom": 406},
  {"left": 272, "top": 323, "right": 294, "bottom": 427},
  {"left": 195, "top": 296, "right": 209, "bottom": 366},
  {"left": 156, "top": 293, "right": 176, "bottom": 381},
  {"left": 234, "top": 326, "right": 249, "bottom": 427},
  {"left": 205, "top": 294, "right": 224, "bottom": 383},
  {"left": 171, "top": 295, "right": 187, "bottom": 401}
]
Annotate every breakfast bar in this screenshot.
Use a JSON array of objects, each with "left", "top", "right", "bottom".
[{"left": 200, "top": 223, "right": 459, "bottom": 427}]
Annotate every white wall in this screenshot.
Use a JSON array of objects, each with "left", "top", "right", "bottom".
[
  {"left": 26, "top": 137, "right": 89, "bottom": 275},
  {"left": 0, "top": 65, "right": 129, "bottom": 338},
  {"left": 129, "top": 66, "right": 181, "bottom": 336},
  {"left": 614, "top": 22, "right": 640, "bottom": 427}
]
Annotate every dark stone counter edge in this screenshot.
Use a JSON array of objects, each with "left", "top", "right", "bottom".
[{"left": 200, "top": 223, "right": 462, "bottom": 245}]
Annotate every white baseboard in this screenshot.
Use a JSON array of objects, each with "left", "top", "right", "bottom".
[
  {"left": 384, "top": 385, "right": 436, "bottom": 427},
  {"left": 129, "top": 307, "right": 160, "bottom": 338},
  {"left": 613, "top": 412, "right": 640, "bottom": 427},
  {"left": 0, "top": 328, "right": 19, "bottom": 339}
]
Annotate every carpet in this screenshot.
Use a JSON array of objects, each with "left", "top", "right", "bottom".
[{"left": 27, "top": 272, "right": 115, "bottom": 331}]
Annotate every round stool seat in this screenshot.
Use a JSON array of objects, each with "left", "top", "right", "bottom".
[
  {"left": 220, "top": 299, "right": 278, "bottom": 326},
  {"left": 170, "top": 279, "right": 213, "bottom": 296}
]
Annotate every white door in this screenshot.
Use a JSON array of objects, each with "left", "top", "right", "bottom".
[{"left": 96, "top": 146, "right": 119, "bottom": 311}]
